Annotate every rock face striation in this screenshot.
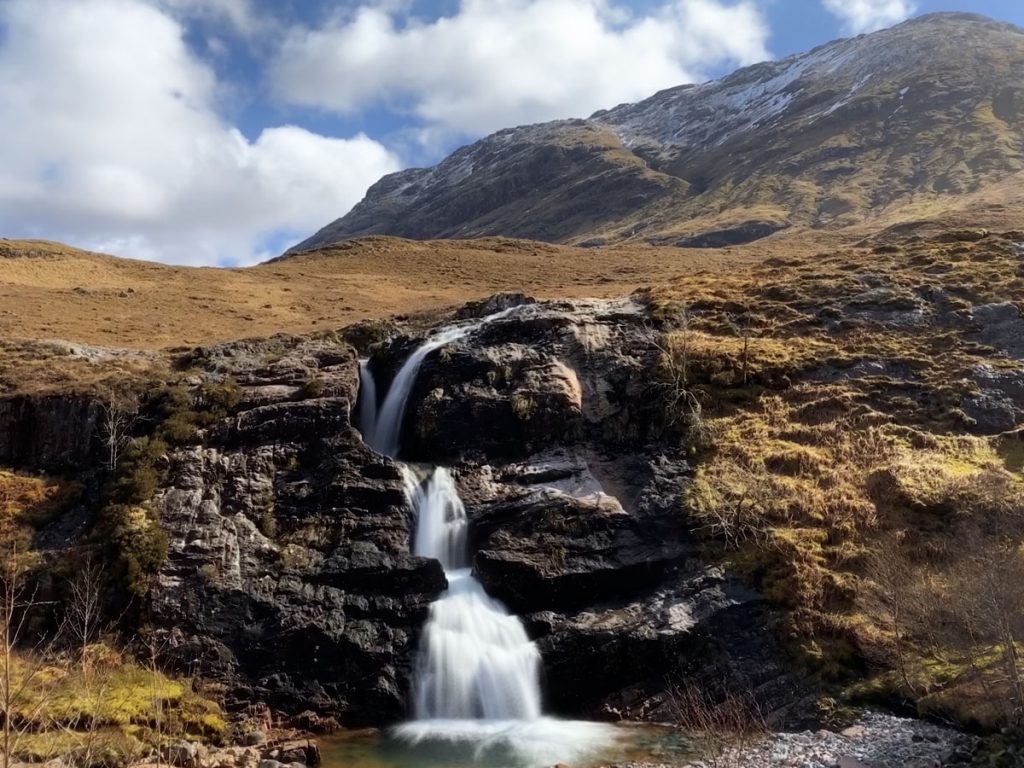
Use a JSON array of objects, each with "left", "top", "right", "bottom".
[
  {"left": 292, "top": 13, "right": 1024, "bottom": 251},
  {"left": 145, "top": 338, "right": 446, "bottom": 725}
]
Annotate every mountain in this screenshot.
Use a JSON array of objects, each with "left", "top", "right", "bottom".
[{"left": 293, "top": 13, "right": 1024, "bottom": 252}]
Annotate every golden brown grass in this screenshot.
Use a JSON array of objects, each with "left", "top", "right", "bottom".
[
  {"left": 0, "top": 235, "right": 767, "bottom": 351},
  {"left": 7, "top": 644, "right": 226, "bottom": 763},
  {"left": 0, "top": 470, "right": 82, "bottom": 555},
  {"left": 647, "top": 229, "right": 1024, "bottom": 725}
]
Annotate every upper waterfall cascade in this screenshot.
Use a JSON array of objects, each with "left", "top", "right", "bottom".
[{"left": 363, "top": 307, "right": 515, "bottom": 458}]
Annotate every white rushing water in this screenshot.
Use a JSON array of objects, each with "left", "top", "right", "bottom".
[
  {"left": 368, "top": 325, "right": 470, "bottom": 456},
  {"left": 405, "top": 468, "right": 542, "bottom": 721},
  {"left": 359, "top": 311, "right": 617, "bottom": 767}
]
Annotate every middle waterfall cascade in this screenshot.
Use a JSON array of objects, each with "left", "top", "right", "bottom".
[
  {"left": 359, "top": 310, "right": 616, "bottom": 766},
  {"left": 405, "top": 467, "right": 543, "bottom": 721}
]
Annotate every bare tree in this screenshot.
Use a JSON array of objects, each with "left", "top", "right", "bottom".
[
  {"left": 864, "top": 538, "right": 921, "bottom": 697},
  {"left": 98, "top": 390, "right": 140, "bottom": 471},
  {"left": 948, "top": 544, "right": 1024, "bottom": 726},
  {"left": 65, "top": 558, "right": 104, "bottom": 670}
]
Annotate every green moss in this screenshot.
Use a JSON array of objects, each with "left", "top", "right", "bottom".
[
  {"left": 8, "top": 648, "right": 227, "bottom": 762},
  {"left": 295, "top": 377, "right": 326, "bottom": 400}
]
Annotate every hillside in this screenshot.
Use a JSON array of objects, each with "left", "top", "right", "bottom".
[
  {"left": 3, "top": 224, "right": 1023, "bottom": 756},
  {"left": 293, "top": 12, "right": 1024, "bottom": 251},
  {"left": 0, "top": 234, "right": 773, "bottom": 394}
]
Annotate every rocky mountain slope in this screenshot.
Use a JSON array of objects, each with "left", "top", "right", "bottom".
[{"left": 294, "top": 13, "right": 1024, "bottom": 251}]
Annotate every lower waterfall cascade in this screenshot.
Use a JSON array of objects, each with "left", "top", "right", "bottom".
[{"left": 358, "top": 312, "right": 618, "bottom": 766}]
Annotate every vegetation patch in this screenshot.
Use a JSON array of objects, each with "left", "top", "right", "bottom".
[
  {"left": 647, "top": 231, "right": 1024, "bottom": 729},
  {"left": 0, "top": 470, "right": 82, "bottom": 559}
]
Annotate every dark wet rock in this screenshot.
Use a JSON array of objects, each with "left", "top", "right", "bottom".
[
  {"left": 473, "top": 488, "right": 686, "bottom": 613},
  {"left": 398, "top": 299, "right": 666, "bottom": 462},
  {"left": 0, "top": 393, "right": 101, "bottom": 470},
  {"left": 150, "top": 339, "right": 444, "bottom": 725},
  {"left": 454, "top": 292, "right": 537, "bottom": 319},
  {"left": 968, "top": 302, "right": 1024, "bottom": 359},
  {"left": 467, "top": 453, "right": 692, "bottom": 614},
  {"left": 534, "top": 575, "right": 818, "bottom": 727},
  {"left": 452, "top": 443, "right": 813, "bottom": 727},
  {"left": 671, "top": 220, "right": 787, "bottom": 248}
]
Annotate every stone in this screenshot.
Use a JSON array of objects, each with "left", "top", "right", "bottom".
[
  {"left": 138, "top": 296, "right": 818, "bottom": 729},
  {"left": 0, "top": 392, "right": 102, "bottom": 470},
  {"left": 163, "top": 741, "right": 199, "bottom": 768},
  {"left": 290, "top": 710, "right": 340, "bottom": 734},
  {"left": 274, "top": 740, "right": 319, "bottom": 766},
  {"left": 242, "top": 732, "right": 267, "bottom": 747},
  {"left": 145, "top": 337, "right": 448, "bottom": 725}
]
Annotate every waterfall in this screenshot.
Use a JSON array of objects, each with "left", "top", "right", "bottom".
[
  {"left": 406, "top": 468, "right": 542, "bottom": 721},
  {"left": 357, "top": 309, "right": 616, "bottom": 766},
  {"left": 366, "top": 307, "right": 516, "bottom": 458},
  {"left": 410, "top": 466, "right": 469, "bottom": 571},
  {"left": 368, "top": 326, "right": 469, "bottom": 456}
]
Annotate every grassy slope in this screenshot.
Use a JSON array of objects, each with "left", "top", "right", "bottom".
[
  {"left": 645, "top": 228, "right": 1024, "bottom": 727},
  {"left": 0, "top": 235, "right": 768, "bottom": 394}
]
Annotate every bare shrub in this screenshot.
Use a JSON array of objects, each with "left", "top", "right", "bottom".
[{"left": 666, "top": 681, "right": 768, "bottom": 768}]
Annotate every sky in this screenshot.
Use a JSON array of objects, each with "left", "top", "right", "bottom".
[{"left": 0, "top": 0, "right": 1021, "bottom": 266}]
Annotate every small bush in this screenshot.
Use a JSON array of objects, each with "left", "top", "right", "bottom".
[{"left": 198, "top": 563, "right": 220, "bottom": 584}]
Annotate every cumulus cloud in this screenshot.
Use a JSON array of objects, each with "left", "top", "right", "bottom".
[
  {"left": 822, "top": 0, "right": 916, "bottom": 34},
  {"left": 271, "top": 0, "right": 771, "bottom": 137},
  {"left": 0, "top": 0, "right": 400, "bottom": 265}
]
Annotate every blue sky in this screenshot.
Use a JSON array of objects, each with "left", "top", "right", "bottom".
[{"left": 0, "top": 0, "right": 1020, "bottom": 266}]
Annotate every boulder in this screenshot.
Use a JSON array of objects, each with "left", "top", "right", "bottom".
[{"left": 163, "top": 741, "right": 199, "bottom": 768}]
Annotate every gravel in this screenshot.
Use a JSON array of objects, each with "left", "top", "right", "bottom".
[{"left": 624, "top": 711, "right": 976, "bottom": 768}]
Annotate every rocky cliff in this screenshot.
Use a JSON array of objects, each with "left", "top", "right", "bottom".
[
  {"left": 293, "top": 13, "right": 1024, "bottom": 251},
  {"left": 137, "top": 298, "right": 813, "bottom": 726},
  {"left": 0, "top": 295, "right": 817, "bottom": 728}
]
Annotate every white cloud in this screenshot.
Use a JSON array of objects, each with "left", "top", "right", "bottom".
[
  {"left": 822, "top": 0, "right": 916, "bottom": 34},
  {"left": 0, "top": 0, "right": 400, "bottom": 265},
  {"left": 271, "top": 0, "right": 771, "bottom": 137}
]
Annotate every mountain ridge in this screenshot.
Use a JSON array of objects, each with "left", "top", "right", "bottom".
[{"left": 292, "top": 12, "right": 1024, "bottom": 252}]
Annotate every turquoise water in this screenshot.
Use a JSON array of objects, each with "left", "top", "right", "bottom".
[{"left": 319, "top": 721, "right": 694, "bottom": 768}]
